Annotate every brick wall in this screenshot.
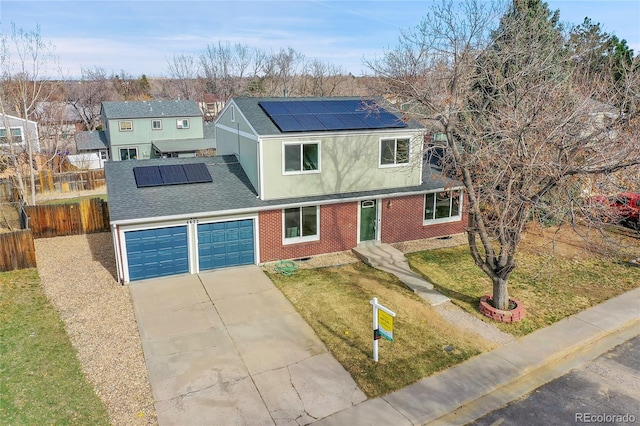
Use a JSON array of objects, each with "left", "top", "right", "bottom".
[
  {"left": 258, "top": 193, "right": 468, "bottom": 262},
  {"left": 258, "top": 202, "right": 358, "bottom": 262},
  {"left": 380, "top": 194, "right": 468, "bottom": 243}
]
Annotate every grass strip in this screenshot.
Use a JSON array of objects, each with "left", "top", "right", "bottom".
[{"left": 0, "top": 269, "right": 110, "bottom": 425}]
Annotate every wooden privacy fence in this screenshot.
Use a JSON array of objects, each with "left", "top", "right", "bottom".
[
  {"left": 24, "top": 198, "right": 110, "bottom": 238},
  {"left": 0, "top": 229, "right": 37, "bottom": 271}
]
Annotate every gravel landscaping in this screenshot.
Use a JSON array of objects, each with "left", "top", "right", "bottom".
[{"left": 34, "top": 233, "right": 157, "bottom": 426}]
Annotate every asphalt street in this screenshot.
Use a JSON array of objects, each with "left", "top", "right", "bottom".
[{"left": 471, "top": 335, "right": 640, "bottom": 426}]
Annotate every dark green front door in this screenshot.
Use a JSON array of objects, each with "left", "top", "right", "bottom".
[{"left": 359, "top": 200, "right": 377, "bottom": 242}]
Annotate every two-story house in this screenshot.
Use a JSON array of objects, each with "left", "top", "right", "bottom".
[
  {"left": 75, "top": 100, "right": 215, "bottom": 162},
  {"left": 105, "top": 97, "right": 466, "bottom": 283}
]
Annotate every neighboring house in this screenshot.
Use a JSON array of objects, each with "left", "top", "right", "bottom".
[
  {"left": 75, "top": 100, "right": 215, "bottom": 162},
  {"left": 200, "top": 93, "right": 226, "bottom": 121},
  {"left": 34, "top": 102, "right": 87, "bottom": 153},
  {"left": 0, "top": 113, "right": 40, "bottom": 153},
  {"left": 105, "top": 96, "right": 466, "bottom": 283}
]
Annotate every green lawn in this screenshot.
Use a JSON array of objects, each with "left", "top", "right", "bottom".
[
  {"left": 0, "top": 269, "right": 110, "bottom": 425},
  {"left": 267, "top": 262, "right": 495, "bottom": 398}
]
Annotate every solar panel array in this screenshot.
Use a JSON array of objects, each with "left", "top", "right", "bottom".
[
  {"left": 133, "top": 163, "right": 213, "bottom": 188},
  {"left": 259, "top": 99, "right": 408, "bottom": 133}
]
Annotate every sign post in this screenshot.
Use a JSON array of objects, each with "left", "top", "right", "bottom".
[{"left": 370, "top": 297, "right": 396, "bottom": 362}]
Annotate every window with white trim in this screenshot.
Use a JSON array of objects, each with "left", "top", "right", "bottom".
[
  {"left": 283, "top": 206, "right": 319, "bottom": 243},
  {"left": 0, "top": 127, "right": 24, "bottom": 144},
  {"left": 119, "top": 147, "right": 138, "bottom": 161},
  {"left": 380, "top": 137, "right": 410, "bottom": 166},
  {"left": 424, "top": 189, "right": 462, "bottom": 223},
  {"left": 283, "top": 142, "right": 320, "bottom": 174},
  {"left": 231, "top": 106, "right": 235, "bottom": 122},
  {"left": 119, "top": 120, "right": 133, "bottom": 131},
  {"left": 151, "top": 119, "right": 162, "bottom": 130},
  {"left": 177, "top": 119, "right": 189, "bottom": 129}
]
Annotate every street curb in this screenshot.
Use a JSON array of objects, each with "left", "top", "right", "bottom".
[{"left": 398, "top": 287, "right": 640, "bottom": 425}]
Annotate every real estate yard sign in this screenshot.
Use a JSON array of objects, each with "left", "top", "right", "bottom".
[{"left": 370, "top": 297, "right": 396, "bottom": 362}]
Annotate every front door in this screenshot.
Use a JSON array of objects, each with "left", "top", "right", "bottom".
[{"left": 359, "top": 200, "right": 377, "bottom": 242}]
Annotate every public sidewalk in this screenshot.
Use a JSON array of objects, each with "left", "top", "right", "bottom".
[{"left": 314, "top": 287, "right": 640, "bottom": 426}]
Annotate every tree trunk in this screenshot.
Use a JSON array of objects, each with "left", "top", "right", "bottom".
[{"left": 492, "top": 276, "right": 510, "bottom": 310}]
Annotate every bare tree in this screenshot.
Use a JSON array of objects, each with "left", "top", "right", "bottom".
[
  {"left": 165, "top": 53, "right": 199, "bottom": 100},
  {"left": 300, "top": 59, "right": 347, "bottom": 96},
  {"left": 367, "top": 0, "right": 640, "bottom": 310},
  {"left": 1, "top": 23, "right": 58, "bottom": 205},
  {"left": 66, "top": 66, "right": 114, "bottom": 131},
  {"left": 200, "top": 41, "right": 252, "bottom": 100}
]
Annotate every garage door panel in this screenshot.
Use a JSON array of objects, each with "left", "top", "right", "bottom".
[
  {"left": 198, "top": 220, "right": 255, "bottom": 271},
  {"left": 126, "top": 226, "right": 188, "bottom": 281}
]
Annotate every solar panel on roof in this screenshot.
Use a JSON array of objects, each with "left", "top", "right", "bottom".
[
  {"left": 133, "top": 166, "right": 163, "bottom": 187},
  {"left": 183, "top": 163, "right": 213, "bottom": 183},
  {"left": 133, "top": 163, "right": 212, "bottom": 188},
  {"left": 159, "top": 164, "right": 188, "bottom": 185},
  {"left": 258, "top": 99, "right": 407, "bottom": 133},
  {"left": 270, "top": 114, "right": 302, "bottom": 132}
]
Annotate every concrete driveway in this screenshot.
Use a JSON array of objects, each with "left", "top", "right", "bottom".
[{"left": 129, "top": 265, "right": 366, "bottom": 425}]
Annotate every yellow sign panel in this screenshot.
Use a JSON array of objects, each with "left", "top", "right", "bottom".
[{"left": 378, "top": 309, "right": 394, "bottom": 341}]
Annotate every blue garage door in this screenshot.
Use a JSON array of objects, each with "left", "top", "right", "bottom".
[
  {"left": 198, "top": 220, "right": 255, "bottom": 271},
  {"left": 126, "top": 226, "right": 189, "bottom": 281}
]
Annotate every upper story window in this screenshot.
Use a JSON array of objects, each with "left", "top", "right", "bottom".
[
  {"left": 283, "top": 142, "right": 320, "bottom": 174},
  {"left": 119, "top": 121, "right": 133, "bottom": 132},
  {"left": 424, "top": 189, "right": 462, "bottom": 224},
  {"left": 283, "top": 206, "right": 319, "bottom": 244},
  {"left": 0, "top": 127, "right": 23, "bottom": 144},
  {"left": 380, "top": 137, "right": 410, "bottom": 166},
  {"left": 231, "top": 106, "right": 235, "bottom": 122},
  {"left": 177, "top": 119, "right": 189, "bottom": 129},
  {"left": 151, "top": 119, "right": 162, "bottom": 130}
]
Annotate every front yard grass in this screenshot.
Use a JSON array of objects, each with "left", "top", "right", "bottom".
[
  {"left": 267, "top": 262, "right": 495, "bottom": 398},
  {"left": 0, "top": 269, "right": 110, "bottom": 425},
  {"left": 268, "top": 226, "right": 640, "bottom": 397},
  {"left": 408, "top": 227, "right": 640, "bottom": 336}
]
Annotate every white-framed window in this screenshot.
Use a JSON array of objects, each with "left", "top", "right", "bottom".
[
  {"left": 283, "top": 141, "right": 320, "bottom": 174},
  {"left": 119, "top": 147, "right": 138, "bottom": 161},
  {"left": 119, "top": 120, "right": 133, "bottom": 131},
  {"left": 176, "top": 119, "right": 189, "bottom": 129},
  {"left": 0, "top": 127, "right": 24, "bottom": 144},
  {"left": 379, "top": 137, "right": 410, "bottom": 167},
  {"left": 283, "top": 206, "right": 319, "bottom": 244},
  {"left": 231, "top": 106, "right": 235, "bottom": 122},
  {"left": 151, "top": 119, "right": 162, "bottom": 130},
  {"left": 424, "top": 189, "right": 463, "bottom": 224}
]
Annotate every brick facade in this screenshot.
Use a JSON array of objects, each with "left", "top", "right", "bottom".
[
  {"left": 258, "top": 202, "right": 358, "bottom": 262},
  {"left": 380, "top": 194, "right": 468, "bottom": 244},
  {"left": 258, "top": 193, "right": 468, "bottom": 263}
]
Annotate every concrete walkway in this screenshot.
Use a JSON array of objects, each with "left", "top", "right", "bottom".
[
  {"left": 314, "top": 287, "right": 640, "bottom": 425},
  {"left": 352, "top": 243, "right": 450, "bottom": 305},
  {"left": 130, "top": 266, "right": 366, "bottom": 425}
]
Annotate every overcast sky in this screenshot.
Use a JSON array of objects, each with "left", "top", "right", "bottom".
[{"left": 2, "top": 0, "right": 639, "bottom": 79}]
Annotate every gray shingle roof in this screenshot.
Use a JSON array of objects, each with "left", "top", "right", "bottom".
[
  {"left": 230, "top": 96, "right": 425, "bottom": 136},
  {"left": 101, "top": 100, "right": 203, "bottom": 120},
  {"left": 105, "top": 156, "right": 460, "bottom": 223},
  {"left": 75, "top": 130, "right": 108, "bottom": 151}
]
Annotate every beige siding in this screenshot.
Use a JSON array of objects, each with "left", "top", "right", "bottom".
[{"left": 260, "top": 131, "right": 423, "bottom": 200}]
